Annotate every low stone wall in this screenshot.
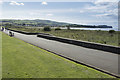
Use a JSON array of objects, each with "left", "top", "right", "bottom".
[
  {"left": 37, "top": 34, "right": 120, "bottom": 54},
  {"left": 7, "top": 28, "right": 50, "bottom": 35}
]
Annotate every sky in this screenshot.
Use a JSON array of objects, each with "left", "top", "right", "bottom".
[{"left": 0, "top": 0, "right": 119, "bottom": 28}]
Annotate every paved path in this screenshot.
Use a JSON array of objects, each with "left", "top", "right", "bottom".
[{"left": 3, "top": 30, "right": 119, "bottom": 76}]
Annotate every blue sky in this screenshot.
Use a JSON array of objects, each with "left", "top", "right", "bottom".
[{"left": 1, "top": 0, "right": 119, "bottom": 28}]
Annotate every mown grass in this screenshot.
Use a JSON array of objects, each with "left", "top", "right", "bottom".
[
  {"left": 0, "top": 32, "right": 2, "bottom": 79},
  {"left": 10, "top": 27, "right": 119, "bottom": 46},
  {"left": 2, "top": 32, "right": 114, "bottom": 78}
]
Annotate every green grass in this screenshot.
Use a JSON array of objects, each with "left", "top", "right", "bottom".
[
  {"left": 2, "top": 32, "right": 114, "bottom": 78},
  {"left": 10, "top": 28, "right": 119, "bottom": 46},
  {"left": 0, "top": 32, "right": 2, "bottom": 79}
]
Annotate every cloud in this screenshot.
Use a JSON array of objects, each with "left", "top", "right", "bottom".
[
  {"left": 46, "top": 14, "right": 53, "bottom": 16},
  {"left": 41, "top": 2, "right": 48, "bottom": 5},
  {"left": 95, "top": 14, "right": 111, "bottom": 17},
  {"left": 94, "top": 13, "right": 118, "bottom": 19},
  {"left": 79, "top": 10, "right": 84, "bottom": 13},
  {"left": 94, "top": 0, "right": 118, "bottom": 4},
  {"left": 29, "top": 8, "right": 80, "bottom": 14},
  {"left": 0, "top": 0, "right": 3, "bottom": 4},
  {"left": 79, "top": 2, "right": 118, "bottom": 19},
  {"left": 10, "top": 1, "right": 24, "bottom": 6}
]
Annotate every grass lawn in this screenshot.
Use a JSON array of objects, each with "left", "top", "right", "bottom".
[
  {"left": 10, "top": 27, "right": 119, "bottom": 46},
  {"left": 0, "top": 32, "right": 2, "bottom": 79},
  {"left": 2, "top": 32, "right": 114, "bottom": 78}
]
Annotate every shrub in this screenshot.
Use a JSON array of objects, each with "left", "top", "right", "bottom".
[
  {"left": 118, "top": 43, "right": 120, "bottom": 46},
  {"left": 67, "top": 26, "right": 70, "bottom": 30},
  {"left": 109, "top": 30, "right": 115, "bottom": 33},
  {"left": 43, "top": 26, "right": 51, "bottom": 31},
  {"left": 55, "top": 27, "right": 61, "bottom": 31},
  {"left": 97, "top": 30, "right": 101, "bottom": 32}
]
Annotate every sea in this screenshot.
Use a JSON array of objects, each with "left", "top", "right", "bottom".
[{"left": 61, "top": 27, "right": 119, "bottom": 31}]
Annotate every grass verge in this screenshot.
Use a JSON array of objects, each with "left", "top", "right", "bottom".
[
  {"left": 0, "top": 32, "right": 2, "bottom": 79},
  {"left": 2, "top": 32, "right": 114, "bottom": 78}
]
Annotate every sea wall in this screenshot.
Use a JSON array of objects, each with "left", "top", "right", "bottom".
[{"left": 37, "top": 34, "right": 120, "bottom": 54}]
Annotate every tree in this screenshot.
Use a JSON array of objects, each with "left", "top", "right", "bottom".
[
  {"left": 66, "top": 25, "right": 70, "bottom": 30},
  {"left": 55, "top": 27, "right": 61, "bottom": 31},
  {"left": 109, "top": 30, "right": 115, "bottom": 34},
  {"left": 43, "top": 26, "right": 51, "bottom": 31}
]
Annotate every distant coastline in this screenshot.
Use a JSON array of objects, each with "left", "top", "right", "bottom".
[{"left": 0, "top": 19, "right": 114, "bottom": 29}]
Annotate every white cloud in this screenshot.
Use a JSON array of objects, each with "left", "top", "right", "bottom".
[
  {"left": 94, "top": 0, "right": 119, "bottom": 4},
  {"left": 41, "top": 2, "right": 48, "bottom": 5},
  {"left": 20, "top": 3, "right": 24, "bottom": 5},
  {"left": 29, "top": 8, "right": 80, "bottom": 14},
  {"left": 0, "top": 0, "right": 3, "bottom": 4},
  {"left": 79, "top": 10, "right": 84, "bottom": 13},
  {"left": 79, "top": 2, "right": 118, "bottom": 19},
  {"left": 94, "top": 14, "right": 110, "bottom": 17},
  {"left": 10, "top": 1, "right": 24, "bottom": 6},
  {"left": 46, "top": 14, "right": 53, "bottom": 16}
]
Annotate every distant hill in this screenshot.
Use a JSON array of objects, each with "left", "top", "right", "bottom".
[
  {"left": 0, "top": 19, "right": 112, "bottom": 28},
  {"left": 68, "top": 24, "right": 112, "bottom": 28},
  {"left": 0, "top": 19, "right": 69, "bottom": 27}
]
